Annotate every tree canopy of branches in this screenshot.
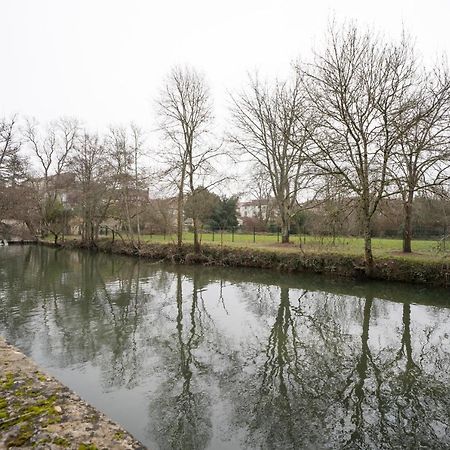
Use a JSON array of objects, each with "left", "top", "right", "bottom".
[
  {"left": 300, "top": 24, "right": 416, "bottom": 273},
  {"left": 184, "top": 187, "right": 220, "bottom": 228},
  {"left": 231, "top": 72, "right": 310, "bottom": 243},
  {"left": 70, "top": 132, "right": 115, "bottom": 244},
  {"left": 157, "top": 66, "right": 215, "bottom": 251},
  {"left": 24, "top": 117, "right": 79, "bottom": 243},
  {"left": 389, "top": 63, "right": 450, "bottom": 252},
  {"left": 0, "top": 116, "right": 24, "bottom": 185},
  {"left": 107, "top": 124, "right": 147, "bottom": 247}
]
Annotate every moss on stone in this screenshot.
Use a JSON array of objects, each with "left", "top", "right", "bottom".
[
  {"left": 53, "top": 436, "right": 70, "bottom": 447},
  {"left": 5, "top": 423, "right": 33, "bottom": 446},
  {"left": 114, "top": 430, "right": 125, "bottom": 440},
  {"left": 78, "top": 443, "right": 99, "bottom": 450},
  {"left": 1, "top": 372, "right": 15, "bottom": 389}
]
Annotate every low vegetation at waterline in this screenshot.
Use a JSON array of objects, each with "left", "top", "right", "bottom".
[
  {"left": 45, "top": 238, "right": 450, "bottom": 287},
  {"left": 47, "top": 232, "right": 450, "bottom": 261}
]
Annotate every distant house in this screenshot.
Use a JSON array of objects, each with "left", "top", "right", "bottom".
[{"left": 237, "top": 198, "right": 277, "bottom": 222}]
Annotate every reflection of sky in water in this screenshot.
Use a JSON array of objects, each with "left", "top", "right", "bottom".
[{"left": 0, "top": 245, "right": 449, "bottom": 449}]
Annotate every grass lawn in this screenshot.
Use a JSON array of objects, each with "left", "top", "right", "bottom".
[
  {"left": 43, "top": 230, "right": 450, "bottom": 266},
  {"left": 98, "top": 231, "right": 450, "bottom": 263}
]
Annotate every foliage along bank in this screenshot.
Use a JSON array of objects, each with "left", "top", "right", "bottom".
[{"left": 41, "top": 239, "right": 450, "bottom": 288}]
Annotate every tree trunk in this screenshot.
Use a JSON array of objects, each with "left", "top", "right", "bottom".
[
  {"left": 280, "top": 204, "right": 290, "bottom": 244},
  {"left": 363, "top": 217, "right": 374, "bottom": 276},
  {"left": 402, "top": 191, "right": 414, "bottom": 253},
  {"left": 124, "top": 191, "right": 134, "bottom": 246},
  {"left": 281, "top": 221, "right": 290, "bottom": 244},
  {"left": 177, "top": 188, "right": 184, "bottom": 249},
  {"left": 193, "top": 216, "right": 200, "bottom": 253},
  {"left": 136, "top": 211, "right": 141, "bottom": 245}
]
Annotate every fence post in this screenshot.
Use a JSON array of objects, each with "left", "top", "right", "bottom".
[
  {"left": 277, "top": 227, "right": 279, "bottom": 243},
  {"left": 212, "top": 230, "right": 215, "bottom": 242},
  {"left": 253, "top": 227, "right": 256, "bottom": 243},
  {"left": 232, "top": 227, "right": 235, "bottom": 243}
]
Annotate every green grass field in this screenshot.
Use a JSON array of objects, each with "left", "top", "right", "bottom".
[
  {"left": 52, "top": 231, "right": 450, "bottom": 263},
  {"left": 135, "top": 232, "right": 449, "bottom": 262}
]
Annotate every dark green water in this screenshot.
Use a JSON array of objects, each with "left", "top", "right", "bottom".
[{"left": 0, "top": 246, "right": 449, "bottom": 449}]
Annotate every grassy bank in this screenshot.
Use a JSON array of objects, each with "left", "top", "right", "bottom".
[
  {"left": 54, "top": 233, "right": 450, "bottom": 262},
  {"left": 45, "top": 238, "right": 450, "bottom": 287}
]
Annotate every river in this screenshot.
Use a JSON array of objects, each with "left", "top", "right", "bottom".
[{"left": 0, "top": 245, "right": 449, "bottom": 449}]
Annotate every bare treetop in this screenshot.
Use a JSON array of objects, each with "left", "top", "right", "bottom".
[{"left": 157, "top": 66, "right": 212, "bottom": 148}]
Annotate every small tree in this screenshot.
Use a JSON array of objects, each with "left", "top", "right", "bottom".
[
  {"left": 184, "top": 187, "right": 220, "bottom": 232},
  {"left": 71, "top": 131, "right": 116, "bottom": 244},
  {"left": 208, "top": 196, "right": 239, "bottom": 231}
]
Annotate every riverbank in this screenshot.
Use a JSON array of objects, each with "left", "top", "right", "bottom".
[
  {"left": 0, "top": 338, "right": 145, "bottom": 449},
  {"left": 42, "top": 239, "right": 450, "bottom": 287}
]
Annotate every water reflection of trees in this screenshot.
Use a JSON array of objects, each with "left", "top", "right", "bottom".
[
  {"left": 0, "top": 246, "right": 164, "bottom": 389},
  {"left": 226, "top": 284, "right": 450, "bottom": 449},
  {"left": 148, "top": 271, "right": 212, "bottom": 450},
  {"left": 223, "top": 286, "right": 350, "bottom": 449},
  {"left": 1, "top": 247, "right": 450, "bottom": 449}
]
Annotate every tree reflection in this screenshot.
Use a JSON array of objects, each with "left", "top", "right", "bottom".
[
  {"left": 225, "top": 287, "right": 450, "bottom": 449},
  {"left": 149, "top": 271, "right": 211, "bottom": 450},
  {"left": 224, "top": 286, "right": 347, "bottom": 449},
  {"left": 1, "top": 246, "right": 450, "bottom": 449},
  {"left": 373, "top": 302, "right": 450, "bottom": 448}
]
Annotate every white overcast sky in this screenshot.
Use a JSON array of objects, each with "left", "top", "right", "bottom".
[{"left": 2, "top": 0, "right": 450, "bottom": 134}]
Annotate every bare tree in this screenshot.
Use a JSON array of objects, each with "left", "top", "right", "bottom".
[
  {"left": 157, "top": 66, "right": 214, "bottom": 251},
  {"left": 230, "top": 72, "right": 310, "bottom": 243},
  {"left": 71, "top": 131, "right": 115, "bottom": 244},
  {"left": 0, "top": 116, "right": 22, "bottom": 183},
  {"left": 390, "top": 63, "right": 450, "bottom": 252},
  {"left": 106, "top": 124, "right": 148, "bottom": 247},
  {"left": 24, "top": 117, "right": 79, "bottom": 243},
  {"left": 300, "top": 24, "right": 416, "bottom": 274},
  {"left": 130, "top": 123, "right": 146, "bottom": 243},
  {"left": 0, "top": 116, "right": 32, "bottom": 235}
]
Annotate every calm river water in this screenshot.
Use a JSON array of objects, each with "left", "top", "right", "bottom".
[{"left": 0, "top": 245, "right": 449, "bottom": 449}]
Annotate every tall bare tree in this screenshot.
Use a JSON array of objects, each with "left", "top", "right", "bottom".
[
  {"left": 130, "top": 123, "right": 146, "bottom": 243},
  {"left": 390, "top": 64, "right": 450, "bottom": 252},
  {"left": 157, "top": 66, "right": 214, "bottom": 251},
  {"left": 230, "top": 72, "right": 310, "bottom": 243},
  {"left": 71, "top": 131, "right": 115, "bottom": 244},
  {"left": 300, "top": 24, "right": 416, "bottom": 274},
  {"left": 107, "top": 124, "right": 147, "bottom": 247},
  {"left": 24, "top": 117, "right": 79, "bottom": 243},
  {"left": 0, "top": 116, "right": 31, "bottom": 234}
]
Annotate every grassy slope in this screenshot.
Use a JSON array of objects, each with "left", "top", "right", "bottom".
[
  {"left": 135, "top": 233, "right": 449, "bottom": 264},
  {"left": 53, "top": 232, "right": 450, "bottom": 265}
]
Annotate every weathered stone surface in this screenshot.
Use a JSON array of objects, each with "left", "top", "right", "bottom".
[{"left": 0, "top": 337, "right": 146, "bottom": 449}]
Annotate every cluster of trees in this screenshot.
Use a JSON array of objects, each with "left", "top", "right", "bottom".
[
  {"left": 1, "top": 23, "right": 450, "bottom": 273},
  {"left": 230, "top": 24, "right": 450, "bottom": 273},
  {"left": 1, "top": 117, "right": 148, "bottom": 246}
]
